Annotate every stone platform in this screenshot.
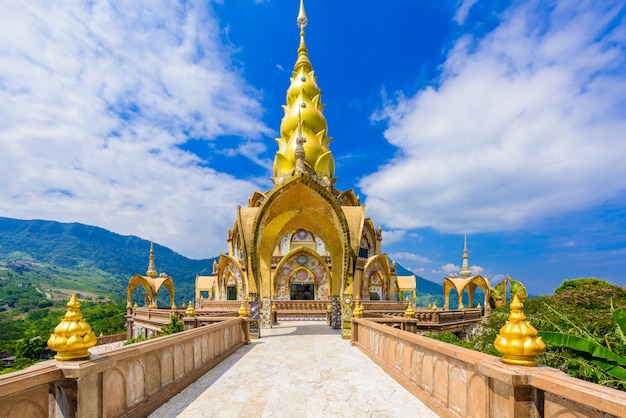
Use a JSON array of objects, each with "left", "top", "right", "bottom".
[{"left": 150, "top": 321, "right": 437, "bottom": 418}]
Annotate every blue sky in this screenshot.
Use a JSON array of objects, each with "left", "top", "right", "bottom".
[{"left": 1, "top": 0, "right": 625, "bottom": 295}]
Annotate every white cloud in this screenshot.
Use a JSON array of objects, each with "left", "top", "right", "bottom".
[
  {"left": 470, "top": 265, "right": 485, "bottom": 275},
  {"left": 0, "top": 1, "right": 271, "bottom": 258},
  {"left": 362, "top": 1, "right": 626, "bottom": 235},
  {"left": 381, "top": 229, "right": 406, "bottom": 245},
  {"left": 434, "top": 263, "right": 460, "bottom": 276},
  {"left": 454, "top": 0, "right": 478, "bottom": 25},
  {"left": 389, "top": 251, "right": 431, "bottom": 264}
]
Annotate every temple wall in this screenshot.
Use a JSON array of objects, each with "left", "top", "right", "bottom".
[
  {"left": 0, "top": 318, "right": 250, "bottom": 418},
  {"left": 351, "top": 318, "right": 626, "bottom": 418}
]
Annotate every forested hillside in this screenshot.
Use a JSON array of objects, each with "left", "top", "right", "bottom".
[{"left": 0, "top": 217, "right": 216, "bottom": 304}]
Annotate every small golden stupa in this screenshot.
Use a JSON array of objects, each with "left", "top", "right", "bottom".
[
  {"left": 494, "top": 294, "right": 546, "bottom": 366},
  {"left": 47, "top": 294, "right": 97, "bottom": 361},
  {"left": 238, "top": 300, "right": 248, "bottom": 317},
  {"left": 353, "top": 301, "right": 364, "bottom": 318},
  {"left": 404, "top": 298, "right": 415, "bottom": 318},
  {"left": 185, "top": 300, "right": 196, "bottom": 317}
]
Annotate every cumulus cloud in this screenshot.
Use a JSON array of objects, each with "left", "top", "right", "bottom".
[
  {"left": 380, "top": 229, "right": 407, "bottom": 245},
  {"left": 0, "top": 1, "right": 271, "bottom": 258},
  {"left": 389, "top": 251, "right": 431, "bottom": 265},
  {"left": 362, "top": 1, "right": 626, "bottom": 235},
  {"left": 435, "top": 263, "right": 460, "bottom": 276}
]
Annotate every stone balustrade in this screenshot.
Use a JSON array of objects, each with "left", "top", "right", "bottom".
[
  {"left": 198, "top": 300, "right": 242, "bottom": 311},
  {"left": 351, "top": 318, "right": 626, "bottom": 418},
  {"left": 272, "top": 300, "right": 328, "bottom": 320},
  {"left": 0, "top": 317, "right": 250, "bottom": 418}
]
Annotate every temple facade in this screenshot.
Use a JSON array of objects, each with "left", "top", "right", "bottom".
[{"left": 197, "top": 1, "right": 403, "bottom": 316}]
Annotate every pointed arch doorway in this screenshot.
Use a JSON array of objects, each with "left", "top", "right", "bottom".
[{"left": 274, "top": 249, "right": 331, "bottom": 301}]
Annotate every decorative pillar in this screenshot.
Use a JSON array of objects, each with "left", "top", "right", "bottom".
[{"left": 354, "top": 257, "right": 366, "bottom": 299}]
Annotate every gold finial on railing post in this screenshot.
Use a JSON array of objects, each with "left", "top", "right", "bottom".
[
  {"left": 238, "top": 300, "right": 249, "bottom": 317},
  {"left": 47, "top": 294, "right": 97, "bottom": 361},
  {"left": 185, "top": 300, "right": 196, "bottom": 317},
  {"left": 404, "top": 297, "right": 415, "bottom": 318},
  {"left": 494, "top": 294, "right": 545, "bottom": 366}
]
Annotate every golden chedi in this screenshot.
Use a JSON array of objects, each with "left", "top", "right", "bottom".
[
  {"left": 404, "top": 299, "right": 415, "bottom": 318},
  {"left": 47, "top": 294, "right": 97, "bottom": 361},
  {"left": 494, "top": 294, "right": 546, "bottom": 366},
  {"left": 238, "top": 300, "right": 249, "bottom": 317},
  {"left": 185, "top": 300, "right": 196, "bottom": 317}
]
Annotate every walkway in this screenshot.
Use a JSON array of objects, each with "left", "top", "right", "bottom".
[{"left": 150, "top": 321, "right": 437, "bottom": 418}]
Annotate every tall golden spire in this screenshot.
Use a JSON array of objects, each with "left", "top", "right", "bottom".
[
  {"left": 146, "top": 241, "right": 157, "bottom": 278},
  {"left": 273, "top": 0, "right": 335, "bottom": 186}
]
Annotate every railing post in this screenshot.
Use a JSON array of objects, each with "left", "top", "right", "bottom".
[{"left": 351, "top": 318, "right": 359, "bottom": 345}]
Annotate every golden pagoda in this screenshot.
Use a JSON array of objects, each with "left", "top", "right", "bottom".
[
  {"left": 126, "top": 242, "right": 175, "bottom": 308},
  {"left": 196, "top": 0, "right": 400, "bottom": 332}
]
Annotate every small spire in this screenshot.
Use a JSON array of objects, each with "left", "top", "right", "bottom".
[
  {"left": 294, "top": 0, "right": 312, "bottom": 74},
  {"left": 297, "top": 0, "right": 308, "bottom": 29},
  {"left": 147, "top": 241, "right": 157, "bottom": 278},
  {"left": 460, "top": 234, "right": 471, "bottom": 278}
]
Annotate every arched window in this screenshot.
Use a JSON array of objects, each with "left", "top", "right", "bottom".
[
  {"left": 225, "top": 273, "right": 237, "bottom": 300},
  {"left": 290, "top": 229, "right": 316, "bottom": 251}
]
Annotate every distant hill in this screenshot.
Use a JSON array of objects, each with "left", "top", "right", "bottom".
[
  {"left": 0, "top": 217, "right": 444, "bottom": 306},
  {"left": 0, "top": 217, "right": 214, "bottom": 303},
  {"left": 394, "top": 262, "right": 444, "bottom": 306}
]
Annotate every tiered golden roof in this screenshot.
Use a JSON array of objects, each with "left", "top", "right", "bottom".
[{"left": 273, "top": 0, "right": 335, "bottom": 185}]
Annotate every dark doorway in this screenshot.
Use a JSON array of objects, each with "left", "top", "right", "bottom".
[
  {"left": 227, "top": 286, "right": 237, "bottom": 300},
  {"left": 291, "top": 284, "right": 314, "bottom": 300}
]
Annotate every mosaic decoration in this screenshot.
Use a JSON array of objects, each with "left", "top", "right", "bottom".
[
  {"left": 364, "top": 260, "right": 388, "bottom": 300},
  {"left": 260, "top": 297, "right": 273, "bottom": 328},
  {"left": 274, "top": 251, "right": 330, "bottom": 300},
  {"left": 222, "top": 262, "right": 244, "bottom": 300},
  {"left": 249, "top": 294, "right": 260, "bottom": 338},
  {"left": 341, "top": 298, "right": 353, "bottom": 339},
  {"left": 331, "top": 296, "right": 341, "bottom": 329}
]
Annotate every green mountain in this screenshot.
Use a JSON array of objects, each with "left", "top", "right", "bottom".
[
  {"left": 394, "top": 263, "right": 445, "bottom": 306},
  {"left": 0, "top": 217, "right": 444, "bottom": 307},
  {"left": 0, "top": 217, "right": 214, "bottom": 304}
]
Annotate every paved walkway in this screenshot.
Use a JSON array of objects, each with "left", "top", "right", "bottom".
[{"left": 150, "top": 321, "right": 437, "bottom": 418}]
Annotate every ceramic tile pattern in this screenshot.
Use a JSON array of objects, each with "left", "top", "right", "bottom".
[{"left": 150, "top": 321, "right": 437, "bottom": 418}]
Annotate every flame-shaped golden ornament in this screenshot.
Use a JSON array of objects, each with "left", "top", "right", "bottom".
[
  {"left": 185, "top": 300, "right": 196, "bottom": 317},
  {"left": 238, "top": 300, "right": 249, "bottom": 318},
  {"left": 404, "top": 298, "right": 416, "bottom": 318},
  {"left": 47, "top": 294, "right": 97, "bottom": 361},
  {"left": 494, "top": 294, "right": 546, "bottom": 366},
  {"left": 353, "top": 301, "right": 364, "bottom": 318}
]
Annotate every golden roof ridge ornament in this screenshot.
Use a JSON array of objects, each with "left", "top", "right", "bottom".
[{"left": 273, "top": 0, "right": 335, "bottom": 186}]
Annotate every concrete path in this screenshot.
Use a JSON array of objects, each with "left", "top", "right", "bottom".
[{"left": 150, "top": 321, "right": 437, "bottom": 418}]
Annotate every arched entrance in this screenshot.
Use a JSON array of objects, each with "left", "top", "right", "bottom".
[{"left": 274, "top": 249, "right": 331, "bottom": 301}]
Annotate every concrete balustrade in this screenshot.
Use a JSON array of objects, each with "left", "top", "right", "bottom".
[
  {"left": 351, "top": 318, "right": 626, "bottom": 418},
  {"left": 0, "top": 317, "right": 250, "bottom": 418}
]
